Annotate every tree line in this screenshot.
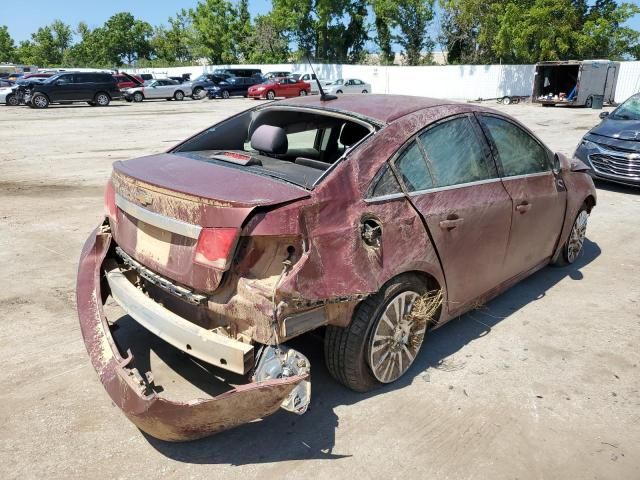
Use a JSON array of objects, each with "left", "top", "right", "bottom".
[{"left": 0, "top": 0, "right": 638, "bottom": 68}]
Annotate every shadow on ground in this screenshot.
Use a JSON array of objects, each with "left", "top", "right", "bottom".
[{"left": 119, "top": 239, "right": 600, "bottom": 465}]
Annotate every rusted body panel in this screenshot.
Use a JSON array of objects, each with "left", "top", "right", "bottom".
[{"left": 76, "top": 228, "right": 307, "bottom": 441}]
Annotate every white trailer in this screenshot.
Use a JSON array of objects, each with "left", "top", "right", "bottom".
[{"left": 533, "top": 60, "right": 619, "bottom": 107}]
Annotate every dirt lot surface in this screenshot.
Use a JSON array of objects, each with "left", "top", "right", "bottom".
[{"left": 1, "top": 98, "right": 639, "bottom": 479}]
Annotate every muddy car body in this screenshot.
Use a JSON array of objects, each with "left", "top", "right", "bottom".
[{"left": 77, "top": 95, "right": 596, "bottom": 441}]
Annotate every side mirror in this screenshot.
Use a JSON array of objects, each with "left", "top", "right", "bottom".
[
  {"left": 599, "top": 111, "right": 609, "bottom": 119},
  {"left": 570, "top": 159, "right": 591, "bottom": 173}
]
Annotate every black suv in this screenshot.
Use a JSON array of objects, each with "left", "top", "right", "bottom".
[{"left": 24, "top": 72, "right": 121, "bottom": 108}]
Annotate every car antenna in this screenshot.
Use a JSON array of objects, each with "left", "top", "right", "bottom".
[{"left": 307, "top": 57, "right": 337, "bottom": 101}]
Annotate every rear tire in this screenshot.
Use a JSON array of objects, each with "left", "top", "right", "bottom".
[
  {"left": 324, "top": 274, "right": 431, "bottom": 392},
  {"left": 6, "top": 94, "right": 19, "bottom": 106},
  {"left": 31, "top": 93, "right": 49, "bottom": 109},
  {"left": 174, "top": 90, "right": 185, "bottom": 101},
  {"left": 192, "top": 87, "right": 203, "bottom": 99},
  {"left": 95, "top": 92, "right": 110, "bottom": 106}
]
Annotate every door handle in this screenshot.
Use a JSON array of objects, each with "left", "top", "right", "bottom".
[
  {"left": 516, "top": 202, "right": 532, "bottom": 213},
  {"left": 439, "top": 217, "right": 464, "bottom": 230}
]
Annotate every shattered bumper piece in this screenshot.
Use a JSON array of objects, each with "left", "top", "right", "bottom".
[{"left": 76, "top": 228, "right": 309, "bottom": 442}]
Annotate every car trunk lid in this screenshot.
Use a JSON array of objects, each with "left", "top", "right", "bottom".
[{"left": 110, "top": 153, "right": 309, "bottom": 292}]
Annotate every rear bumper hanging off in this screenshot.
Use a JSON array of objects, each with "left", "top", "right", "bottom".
[{"left": 76, "top": 226, "right": 309, "bottom": 441}]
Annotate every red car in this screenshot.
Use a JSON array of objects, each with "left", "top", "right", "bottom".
[
  {"left": 77, "top": 95, "right": 596, "bottom": 441},
  {"left": 113, "top": 73, "right": 144, "bottom": 90},
  {"left": 248, "top": 77, "right": 311, "bottom": 99}
]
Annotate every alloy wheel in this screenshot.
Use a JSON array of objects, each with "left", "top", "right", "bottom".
[
  {"left": 567, "top": 210, "right": 588, "bottom": 263},
  {"left": 368, "top": 290, "right": 426, "bottom": 383}
]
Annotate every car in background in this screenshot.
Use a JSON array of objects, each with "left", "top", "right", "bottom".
[
  {"left": 123, "top": 78, "right": 192, "bottom": 102},
  {"left": 263, "top": 71, "right": 291, "bottom": 81},
  {"left": 574, "top": 93, "right": 640, "bottom": 187},
  {"left": 7, "top": 73, "right": 24, "bottom": 82},
  {"left": 77, "top": 94, "right": 596, "bottom": 441},
  {"left": 0, "top": 79, "right": 13, "bottom": 88},
  {"left": 186, "top": 74, "right": 230, "bottom": 99},
  {"left": 325, "top": 78, "right": 371, "bottom": 95},
  {"left": 0, "top": 85, "right": 19, "bottom": 105},
  {"left": 114, "top": 73, "right": 144, "bottom": 90},
  {"left": 291, "top": 72, "right": 329, "bottom": 95},
  {"left": 206, "top": 76, "right": 262, "bottom": 99},
  {"left": 213, "top": 68, "right": 262, "bottom": 78},
  {"left": 23, "top": 71, "right": 121, "bottom": 108},
  {"left": 247, "top": 77, "right": 311, "bottom": 100}
]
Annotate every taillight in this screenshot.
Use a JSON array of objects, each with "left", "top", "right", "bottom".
[
  {"left": 194, "top": 227, "right": 240, "bottom": 270},
  {"left": 104, "top": 180, "right": 117, "bottom": 221}
]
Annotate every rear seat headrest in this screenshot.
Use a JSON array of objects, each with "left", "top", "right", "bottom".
[
  {"left": 250, "top": 125, "right": 288, "bottom": 154},
  {"left": 340, "top": 122, "right": 370, "bottom": 147}
]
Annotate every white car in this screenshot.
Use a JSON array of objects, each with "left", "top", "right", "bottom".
[
  {"left": 124, "top": 79, "right": 192, "bottom": 102},
  {"left": 291, "top": 72, "right": 331, "bottom": 95},
  {"left": 325, "top": 78, "right": 371, "bottom": 95},
  {"left": 0, "top": 86, "right": 19, "bottom": 106}
]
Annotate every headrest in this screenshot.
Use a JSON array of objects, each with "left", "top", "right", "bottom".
[
  {"left": 340, "top": 122, "right": 369, "bottom": 146},
  {"left": 250, "top": 125, "right": 288, "bottom": 154}
]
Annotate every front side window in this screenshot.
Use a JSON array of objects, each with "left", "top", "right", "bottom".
[
  {"left": 395, "top": 141, "right": 433, "bottom": 192},
  {"left": 56, "top": 74, "right": 73, "bottom": 84},
  {"left": 418, "top": 116, "right": 494, "bottom": 188},
  {"left": 480, "top": 115, "right": 550, "bottom": 176}
]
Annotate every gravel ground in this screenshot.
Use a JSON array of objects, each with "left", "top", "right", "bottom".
[{"left": 0, "top": 97, "right": 638, "bottom": 480}]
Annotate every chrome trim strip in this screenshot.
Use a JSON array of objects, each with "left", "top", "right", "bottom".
[
  {"left": 500, "top": 171, "right": 551, "bottom": 181},
  {"left": 364, "top": 192, "right": 405, "bottom": 203},
  {"left": 106, "top": 265, "right": 253, "bottom": 374},
  {"left": 116, "top": 193, "right": 202, "bottom": 239},
  {"left": 408, "top": 177, "right": 502, "bottom": 196}
]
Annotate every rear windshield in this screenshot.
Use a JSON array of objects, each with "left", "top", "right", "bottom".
[{"left": 172, "top": 107, "right": 374, "bottom": 188}]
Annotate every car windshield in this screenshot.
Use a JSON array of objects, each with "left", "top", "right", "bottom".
[
  {"left": 43, "top": 74, "right": 61, "bottom": 84},
  {"left": 610, "top": 96, "right": 640, "bottom": 121},
  {"left": 143, "top": 80, "right": 154, "bottom": 86}
]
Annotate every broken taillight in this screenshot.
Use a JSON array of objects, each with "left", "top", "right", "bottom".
[
  {"left": 194, "top": 227, "right": 240, "bottom": 270},
  {"left": 104, "top": 180, "right": 117, "bottom": 222}
]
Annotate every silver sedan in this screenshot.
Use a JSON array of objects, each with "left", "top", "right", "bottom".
[
  {"left": 124, "top": 79, "right": 193, "bottom": 102},
  {"left": 325, "top": 78, "right": 371, "bottom": 95}
]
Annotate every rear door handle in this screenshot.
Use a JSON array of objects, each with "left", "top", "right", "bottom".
[
  {"left": 439, "top": 217, "right": 464, "bottom": 230},
  {"left": 516, "top": 202, "right": 532, "bottom": 213}
]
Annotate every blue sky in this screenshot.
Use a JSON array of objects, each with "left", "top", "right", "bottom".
[{"left": 3, "top": 0, "right": 639, "bottom": 44}]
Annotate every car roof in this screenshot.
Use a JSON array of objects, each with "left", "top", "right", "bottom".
[{"left": 276, "top": 94, "right": 462, "bottom": 124}]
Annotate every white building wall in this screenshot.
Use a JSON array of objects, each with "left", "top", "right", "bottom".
[{"left": 125, "top": 61, "right": 638, "bottom": 102}]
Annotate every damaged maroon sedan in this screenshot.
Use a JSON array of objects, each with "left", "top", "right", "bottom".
[{"left": 77, "top": 94, "right": 596, "bottom": 441}]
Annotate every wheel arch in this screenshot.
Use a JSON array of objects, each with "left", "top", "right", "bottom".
[{"left": 584, "top": 194, "right": 596, "bottom": 213}]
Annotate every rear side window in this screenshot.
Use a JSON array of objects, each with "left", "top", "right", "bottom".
[
  {"left": 418, "top": 116, "right": 494, "bottom": 187},
  {"left": 371, "top": 165, "right": 401, "bottom": 197},
  {"left": 395, "top": 142, "right": 433, "bottom": 192},
  {"left": 480, "top": 115, "right": 549, "bottom": 176}
]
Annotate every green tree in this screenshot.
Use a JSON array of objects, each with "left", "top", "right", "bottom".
[
  {"left": 152, "top": 9, "right": 196, "bottom": 64},
  {"left": 190, "top": 0, "right": 238, "bottom": 63},
  {"left": 64, "top": 23, "right": 111, "bottom": 67},
  {"left": 15, "top": 20, "right": 72, "bottom": 66},
  {"left": 234, "top": 0, "right": 253, "bottom": 61},
  {"left": 103, "top": 12, "right": 153, "bottom": 65},
  {"left": 0, "top": 25, "right": 16, "bottom": 62},
  {"left": 395, "top": 0, "right": 436, "bottom": 65},
  {"left": 246, "top": 14, "right": 290, "bottom": 63},
  {"left": 371, "top": 0, "right": 395, "bottom": 64}
]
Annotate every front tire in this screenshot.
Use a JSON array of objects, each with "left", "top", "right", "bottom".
[
  {"left": 324, "top": 274, "right": 433, "bottom": 392},
  {"left": 31, "top": 93, "right": 49, "bottom": 109},
  {"left": 266, "top": 90, "right": 276, "bottom": 100},
  {"left": 553, "top": 207, "right": 589, "bottom": 266}
]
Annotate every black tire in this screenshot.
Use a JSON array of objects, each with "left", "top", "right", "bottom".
[
  {"left": 174, "top": 90, "right": 185, "bottom": 101},
  {"left": 125, "top": 98, "right": 133, "bottom": 103},
  {"left": 552, "top": 205, "right": 589, "bottom": 267},
  {"left": 31, "top": 93, "right": 49, "bottom": 109},
  {"left": 299, "top": 89, "right": 307, "bottom": 96},
  {"left": 324, "top": 274, "right": 430, "bottom": 392},
  {"left": 133, "top": 92, "right": 144, "bottom": 103},
  {"left": 95, "top": 92, "right": 110, "bottom": 106},
  {"left": 221, "top": 90, "right": 230, "bottom": 99},
  {"left": 266, "top": 90, "right": 275, "bottom": 100},
  {"left": 362, "top": 89, "right": 368, "bottom": 94},
  {"left": 336, "top": 89, "right": 343, "bottom": 94},
  {"left": 585, "top": 96, "right": 593, "bottom": 108},
  {"left": 192, "top": 87, "right": 203, "bottom": 99},
  {"left": 6, "top": 94, "right": 19, "bottom": 106}
]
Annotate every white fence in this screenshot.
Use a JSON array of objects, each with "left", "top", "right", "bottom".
[{"left": 125, "top": 61, "right": 640, "bottom": 103}]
